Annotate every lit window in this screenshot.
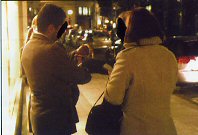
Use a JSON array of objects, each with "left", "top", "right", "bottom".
[
  {"left": 89, "top": 8, "right": 91, "bottom": 15},
  {"left": 83, "top": 7, "right": 88, "bottom": 15},
  {"left": 79, "top": 7, "right": 91, "bottom": 16},
  {"left": 79, "top": 7, "right": 82, "bottom": 15}
]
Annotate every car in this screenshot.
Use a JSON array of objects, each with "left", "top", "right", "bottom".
[
  {"left": 79, "top": 30, "right": 113, "bottom": 61},
  {"left": 164, "top": 36, "right": 198, "bottom": 86},
  {"left": 66, "top": 29, "right": 85, "bottom": 49}
]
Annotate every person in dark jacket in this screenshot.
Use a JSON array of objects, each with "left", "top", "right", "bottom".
[{"left": 21, "top": 4, "right": 91, "bottom": 135}]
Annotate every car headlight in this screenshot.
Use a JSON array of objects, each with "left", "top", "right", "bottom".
[{"left": 115, "top": 39, "right": 121, "bottom": 45}]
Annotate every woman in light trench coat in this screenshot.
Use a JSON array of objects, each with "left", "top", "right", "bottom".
[{"left": 104, "top": 7, "right": 178, "bottom": 135}]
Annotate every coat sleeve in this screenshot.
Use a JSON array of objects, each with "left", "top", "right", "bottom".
[
  {"left": 50, "top": 43, "right": 91, "bottom": 85},
  {"left": 104, "top": 52, "right": 132, "bottom": 105}
]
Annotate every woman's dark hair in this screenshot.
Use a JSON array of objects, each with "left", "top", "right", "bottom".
[
  {"left": 37, "top": 4, "right": 66, "bottom": 33},
  {"left": 125, "top": 7, "right": 164, "bottom": 43}
]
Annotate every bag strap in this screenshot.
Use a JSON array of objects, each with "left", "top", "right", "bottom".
[
  {"left": 93, "top": 91, "right": 104, "bottom": 107},
  {"left": 93, "top": 73, "right": 110, "bottom": 107}
]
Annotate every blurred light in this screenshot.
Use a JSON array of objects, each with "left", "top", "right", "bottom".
[
  {"left": 104, "top": 38, "right": 110, "bottom": 41},
  {"left": 111, "top": 46, "right": 118, "bottom": 49},
  {"left": 67, "top": 25, "right": 72, "bottom": 29},
  {"left": 110, "top": 21, "right": 113, "bottom": 24},
  {"left": 105, "top": 19, "right": 109, "bottom": 23},
  {"left": 181, "top": 57, "right": 198, "bottom": 71},
  {"left": 83, "top": 7, "right": 88, "bottom": 15},
  {"left": 89, "top": 7, "right": 91, "bottom": 15},
  {"left": 89, "top": 30, "right": 92, "bottom": 33},
  {"left": 97, "top": 17, "right": 101, "bottom": 25},
  {"left": 29, "top": 7, "right": 32, "bottom": 12},
  {"left": 34, "top": 9, "right": 37, "bottom": 15},
  {"left": 178, "top": 71, "right": 198, "bottom": 82},
  {"left": 178, "top": 56, "right": 198, "bottom": 83},
  {"left": 79, "top": 7, "right": 82, "bottom": 15},
  {"left": 103, "top": 25, "right": 107, "bottom": 29},
  {"left": 82, "top": 33, "right": 88, "bottom": 41},
  {"left": 100, "top": 45, "right": 108, "bottom": 48},
  {"left": 85, "top": 30, "right": 88, "bottom": 33},
  {"left": 146, "top": 5, "right": 152, "bottom": 11},
  {"left": 115, "top": 39, "right": 121, "bottom": 44},
  {"left": 113, "top": 23, "right": 116, "bottom": 29},
  {"left": 74, "top": 24, "right": 78, "bottom": 27},
  {"left": 179, "top": 12, "right": 182, "bottom": 17},
  {"left": 84, "top": 33, "right": 88, "bottom": 37},
  {"left": 68, "top": 10, "right": 73, "bottom": 15}
]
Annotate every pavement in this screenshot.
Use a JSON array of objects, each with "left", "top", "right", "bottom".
[
  {"left": 174, "top": 86, "right": 198, "bottom": 105},
  {"left": 74, "top": 73, "right": 198, "bottom": 135},
  {"left": 23, "top": 73, "right": 198, "bottom": 135}
]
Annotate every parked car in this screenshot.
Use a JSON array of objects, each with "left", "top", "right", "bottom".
[
  {"left": 65, "top": 29, "right": 85, "bottom": 49},
  {"left": 80, "top": 30, "right": 120, "bottom": 61},
  {"left": 65, "top": 29, "right": 123, "bottom": 73},
  {"left": 164, "top": 36, "right": 198, "bottom": 86}
]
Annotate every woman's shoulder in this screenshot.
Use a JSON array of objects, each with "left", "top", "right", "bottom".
[{"left": 117, "top": 46, "right": 137, "bottom": 58}]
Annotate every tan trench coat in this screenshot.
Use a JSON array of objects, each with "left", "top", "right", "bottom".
[
  {"left": 105, "top": 37, "right": 178, "bottom": 135},
  {"left": 21, "top": 33, "right": 91, "bottom": 134}
]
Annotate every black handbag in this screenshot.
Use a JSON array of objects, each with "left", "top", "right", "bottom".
[{"left": 85, "top": 92, "right": 123, "bottom": 135}]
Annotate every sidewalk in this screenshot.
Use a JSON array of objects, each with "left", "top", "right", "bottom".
[{"left": 75, "top": 73, "right": 198, "bottom": 135}]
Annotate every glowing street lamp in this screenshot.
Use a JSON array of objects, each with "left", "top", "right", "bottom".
[
  {"left": 67, "top": 10, "right": 73, "bottom": 15},
  {"left": 67, "top": 10, "right": 73, "bottom": 25}
]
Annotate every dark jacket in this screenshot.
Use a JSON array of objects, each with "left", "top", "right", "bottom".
[{"left": 21, "top": 33, "right": 91, "bottom": 134}]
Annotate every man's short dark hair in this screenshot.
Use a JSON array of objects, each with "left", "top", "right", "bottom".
[{"left": 37, "top": 4, "right": 66, "bottom": 33}]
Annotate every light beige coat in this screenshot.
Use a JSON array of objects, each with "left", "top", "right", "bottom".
[{"left": 105, "top": 37, "right": 178, "bottom": 135}]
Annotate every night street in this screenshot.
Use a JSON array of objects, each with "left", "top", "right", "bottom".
[
  {"left": 174, "top": 86, "right": 198, "bottom": 105},
  {"left": 22, "top": 75, "right": 198, "bottom": 135},
  {"left": 74, "top": 74, "right": 198, "bottom": 135},
  {"left": 2, "top": 1, "right": 198, "bottom": 135}
]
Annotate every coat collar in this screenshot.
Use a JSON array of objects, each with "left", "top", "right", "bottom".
[
  {"left": 32, "top": 32, "right": 53, "bottom": 44},
  {"left": 124, "top": 36, "right": 162, "bottom": 48}
]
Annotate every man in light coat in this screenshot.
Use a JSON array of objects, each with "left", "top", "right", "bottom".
[
  {"left": 104, "top": 8, "right": 178, "bottom": 135},
  {"left": 21, "top": 4, "right": 91, "bottom": 135}
]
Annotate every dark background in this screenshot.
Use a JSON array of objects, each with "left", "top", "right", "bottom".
[{"left": 97, "top": 0, "right": 198, "bottom": 37}]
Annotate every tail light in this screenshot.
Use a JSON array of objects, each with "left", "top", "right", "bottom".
[
  {"left": 178, "top": 56, "right": 196, "bottom": 64},
  {"left": 178, "top": 56, "right": 198, "bottom": 71}
]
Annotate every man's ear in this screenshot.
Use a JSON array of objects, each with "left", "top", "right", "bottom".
[{"left": 47, "top": 24, "right": 56, "bottom": 34}]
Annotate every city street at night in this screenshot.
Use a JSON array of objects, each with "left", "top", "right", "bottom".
[
  {"left": 76, "top": 74, "right": 198, "bottom": 135},
  {"left": 23, "top": 73, "right": 198, "bottom": 135},
  {"left": 174, "top": 85, "right": 198, "bottom": 105},
  {"left": 2, "top": 1, "right": 198, "bottom": 135}
]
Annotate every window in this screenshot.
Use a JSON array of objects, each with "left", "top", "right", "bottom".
[
  {"left": 78, "top": 6, "right": 91, "bottom": 16},
  {"left": 79, "top": 7, "right": 82, "bottom": 15},
  {"left": 89, "top": 7, "right": 91, "bottom": 15},
  {"left": 83, "top": 7, "right": 88, "bottom": 15}
]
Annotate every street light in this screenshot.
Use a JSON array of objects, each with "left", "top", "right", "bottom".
[
  {"left": 67, "top": 10, "right": 73, "bottom": 15},
  {"left": 67, "top": 10, "right": 73, "bottom": 25}
]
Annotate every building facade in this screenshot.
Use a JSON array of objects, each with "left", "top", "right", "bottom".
[{"left": 28, "top": 0, "right": 100, "bottom": 30}]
